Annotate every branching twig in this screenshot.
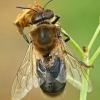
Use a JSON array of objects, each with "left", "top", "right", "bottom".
[{"left": 61, "top": 23, "right": 100, "bottom": 100}]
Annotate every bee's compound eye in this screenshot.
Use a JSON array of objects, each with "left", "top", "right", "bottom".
[
  {"left": 31, "top": 13, "right": 42, "bottom": 24},
  {"left": 42, "top": 9, "right": 54, "bottom": 19}
]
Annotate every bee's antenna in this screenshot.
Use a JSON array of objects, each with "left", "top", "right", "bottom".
[
  {"left": 16, "top": 6, "right": 38, "bottom": 13},
  {"left": 43, "top": 0, "right": 52, "bottom": 10}
]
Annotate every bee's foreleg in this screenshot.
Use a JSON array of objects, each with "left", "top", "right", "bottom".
[
  {"left": 15, "top": 23, "right": 29, "bottom": 44},
  {"left": 52, "top": 15, "right": 60, "bottom": 24},
  {"left": 22, "top": 33, "right": 30, "bottom": 44}
]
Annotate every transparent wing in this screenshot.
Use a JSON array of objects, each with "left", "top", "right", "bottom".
[
  {"left": 61, "top": 39, "right": 92, "bottom": 92},
  {"left": 11, "top": 44, "right": 39, "bottom": 100}
]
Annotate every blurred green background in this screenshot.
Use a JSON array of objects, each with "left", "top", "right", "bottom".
[{"left": 0, "top": 0, "right": 100, "bottom": 100}]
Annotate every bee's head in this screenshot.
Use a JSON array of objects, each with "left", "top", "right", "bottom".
[
  {"left": 16, "top": 0, "right": 54, "bottom": 25},
  {"left": 30, "top": 9, "right": 54, "bottom": 24}
]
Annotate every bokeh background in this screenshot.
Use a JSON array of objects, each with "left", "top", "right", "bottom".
[{"left": 0, "top": 0, "right": 100, "bottom": 100}]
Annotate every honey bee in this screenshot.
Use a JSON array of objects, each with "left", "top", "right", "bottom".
[{"left": 12, "top": 0, "right": 92, "bottom": 100}]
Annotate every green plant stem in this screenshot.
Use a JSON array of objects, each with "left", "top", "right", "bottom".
[
  {"left": 61, "top": 28, "right": 89, "bottom": 100},
  {"left": 78, "top": 23, "right": 100, "bottom": 100},
  {"left": 88, "top": 25, "right": 100, "bottom": 51},
  {"left": 80, "top": 48, "right": 90, "bottom": 100},
  {"left": 80, "top": 70, "right": 90, "bottom": 100},
  {"left": 88, "top": 46, "right": 100, "bottom": 65},
  {"left": 61, "top": 27, "right": 99, "bottom": 100},
  {"left": 61, "top": 28, "right": 84, "bottom": 58}
]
